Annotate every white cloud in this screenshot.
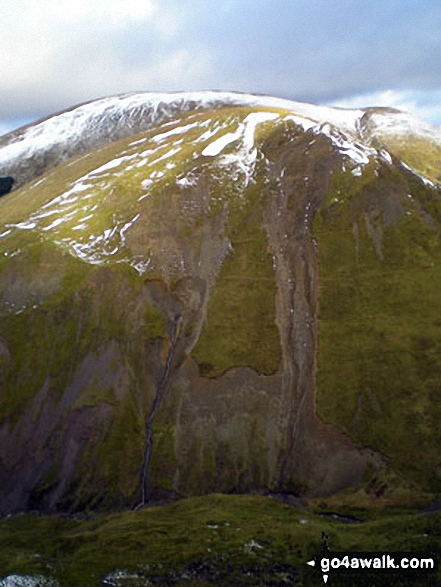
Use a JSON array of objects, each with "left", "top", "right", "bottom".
[
  {"left": 328, "top": 89, "right": 441, "bottom": 126},
  {"left": 1, "top": 0, "right": 441, "bottom": 133},
  {"left": 0, "top": 40, "right": 214, "bottom": 130},
  {"left": 55, "top": 0, "right": 157, "bottom": 23},
  {"left": 57, "top": 47, "right": 213, "bottom": 96},
  {"left": 14, "top": 0, "right": 158, "bottom": 30},
  {"left": 0, "top": 0, "right": 210, "bottom": 121},
  {"left": 0, "top": 0, "right": 158, "bottom": 93},
  {"left": 143, "top": 49, "right": 212, "bottom": 87}
]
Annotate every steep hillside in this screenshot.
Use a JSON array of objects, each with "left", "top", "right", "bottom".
[{"left": 0, "top": 92, "right": 440, "bottom": 515}]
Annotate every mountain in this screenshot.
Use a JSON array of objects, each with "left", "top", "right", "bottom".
[{"left": 0, "top": 91, "right": 441, "bottom": 515}]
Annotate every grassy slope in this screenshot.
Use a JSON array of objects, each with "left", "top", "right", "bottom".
[
  {"left": 0, "top": 494, "right": 440, "bottom": 586},
  {"left": 0, "top": 106, "right": 289, "bottom": 246},
  {"left": 314, "top": 161, "right": 441, "bottom": 493},
  {"left": 380, "top": 137, "right": 441, "bottom": 185}
]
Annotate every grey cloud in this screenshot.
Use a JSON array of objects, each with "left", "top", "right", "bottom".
[{"left": 0, "top": 0, "right": 440, "bottom": 133}]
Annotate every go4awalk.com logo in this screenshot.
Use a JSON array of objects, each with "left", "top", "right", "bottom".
[{"left": 306, "top": 550, "right": 438, "bottom": 584}]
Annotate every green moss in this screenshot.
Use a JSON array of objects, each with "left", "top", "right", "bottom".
[
  {"left": 380, "top": 136, "right": 441, "bottom": 185},
  {"left": 65, "top": 393, "right": 145, "bottom": 511},
  {"left": 173, "top": 412, "right": 271, "bottom": 496},
  {"left": 177, "top": 435, "right": 208, "bottom": 495},
  {"left": 96, "top": 395, "right": 145, "bottom": 505},
  {"left": 185, "top": 320, "right": 197, "bottom": 337},
  {"left": 326, "top": 160, "right": 378, "bottom": 204},
  {"left": 33, "top": 462, "right": 60, "bottom": 497},
  {"left": 0, "top": 291, "right": 97, "bottom": 421},
  {"left": 143, "top": 304, "right": 165, "bottom": 339},
  {"left": 148, "top": 423, "right": 177, "bottom": 492},
  {"left": 72, "top": 384, "right": 117, "bottom": 410},
  {"left": 0, "top": 250, "right": 159, "bottom": 425}
]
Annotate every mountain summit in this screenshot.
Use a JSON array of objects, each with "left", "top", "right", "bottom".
[{"left": 0, "top": 92, "right": 440, "bottom": 514}]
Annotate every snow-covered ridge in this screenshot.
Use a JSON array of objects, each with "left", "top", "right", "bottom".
[
  {"left": 361, "top": 110, "right": 441, "bottom": 147},
  {"left": 0, "top": 100, "right": 394, "bottom": 280},
  {"left": 0, "top": 91, "right": 364, "bottom": 177},
  {"left": 1, "top": 91, "right": 440, "bottom": 189},
  {"left": 0, "top": 107, "right": 291, "bottom": 270},
  {"left": 0, "top": 91, "right": 439, "bottom": 285}
]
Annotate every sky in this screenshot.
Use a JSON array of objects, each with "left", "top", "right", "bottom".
[{"left": 1, "top": 0, "right": 441, "bottom": 136}]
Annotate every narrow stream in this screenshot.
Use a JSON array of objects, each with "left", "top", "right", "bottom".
[{"left": 137, "top": 314, "right": 182, "bottom": 508}]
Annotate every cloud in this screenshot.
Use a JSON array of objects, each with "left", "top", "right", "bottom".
[
  {"left": 1, "top": 0, "right": 441, "bottom": 133},
  {"left": 7, "top": 0, "right": 158, "bottom": 32},
  {"left": 53, "top": 0, "right": 157, "bottom": 25},
  {"left": 328, "top": 89, "right": 441, "bottom": 126},
  {"left": 0, "top": 0, "right": 156, "bottom": 92},
  {"left": 0, "top": 0, "right": 208, "bottom": 121}
]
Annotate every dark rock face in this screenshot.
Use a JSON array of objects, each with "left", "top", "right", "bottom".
[{"left": 0, "top": 176, "right": 14, "bottom": 196}]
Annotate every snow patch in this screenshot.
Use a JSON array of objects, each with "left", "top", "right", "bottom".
[
  {"left": 61, "top": 212, "right": 141, "bottom": 264},
  {"left": 148, "top": 146, "right": 181, "bottom": 166},
  {"left": 243, "top": 539, "right": 264, "bottom": 553},
  {"left": 283, "top": 114, "right": 316, "bottom": 132},
  {"left": 0, "top": 576, "right": 58, "bottom": 587},
  {"left": 152, "top": 120, "right": 201, "bottom": 143},
  {"left": 242, "top": 111, "right": 279, "bottom": 149},
  {"left": 41, "top": 217, "right": 66, "bottom": 232},
  {"left": 195, "top": 125, "right": 222, "bottom": 144},
  {"left": 130, "top": 256, "right": 152, "bottom": 274},
  {"left": 202, "top": 124, "right": 244, "bottom": 156},
  {"left": 176, "top": 175, "right": 198, "bottom": 188},
  {"left": 41, "top": 183, "right": 92, "bottom": 209},
  {"left": 11, "top": 220, "right": 37, "bottom": 230},
  {"left": 90, "top": 155, "right": 137, "bottom": 175},
  {"left": 284, "top": 115, "right": 377, "bottom": 166},
  {"left": 129, "top": 137, "right": 148, "bottom": 146},
  {"left": 366, "top": 111, "right": 441, "bottom": 147},
  {"left": 141, "top": 179, "right": 153, "bottom": 190},
  {"left": 320, "top": 127, "right": 376, "bottom": 165},
  {"left": 380, "top": 150, "right": 393, "bottom": 165},
  {"left": 401, "top": 162, "right": 437, "bottom": 187},
  {"left": 102, "top": 570, "right": 146, "bottom": 586},
  {"left": 203, "top": 111, "right": 279, "bottom": 186}
]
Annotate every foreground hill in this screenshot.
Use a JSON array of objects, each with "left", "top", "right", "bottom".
[
  {"left": 1, "top": 494, "right": 440, "bottom": 586},
  {"left": 0, "top": 92, "right": 441, "bottom": 516}
]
